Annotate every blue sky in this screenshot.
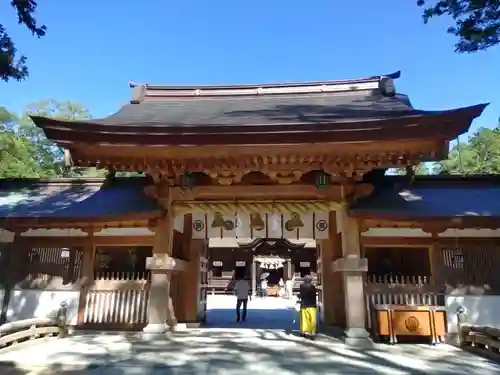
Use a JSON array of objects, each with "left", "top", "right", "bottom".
[{"left": 0, "top": 0, "right": 498, "bottom": 138}]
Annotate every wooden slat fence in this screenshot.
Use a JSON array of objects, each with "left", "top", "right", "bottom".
[
  {"left": 17, "top": 247, "right": 83, "bottom": 289},
  {"left": 83, "top": 289, "right": 150, "bottom": 328},
  {"left": 80, "top": 270, "right": 150, "bottom": 330},
  {"left": 437, "top": 244, "right": 500, "bottom": 292}
]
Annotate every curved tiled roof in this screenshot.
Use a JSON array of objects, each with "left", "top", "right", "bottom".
[{"left": 0, "top": 177, "right": 162, "bottom": 223}]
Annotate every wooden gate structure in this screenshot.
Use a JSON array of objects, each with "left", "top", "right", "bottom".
[{"left": 1, "top": 71, "right": 498, "bottom": 344}]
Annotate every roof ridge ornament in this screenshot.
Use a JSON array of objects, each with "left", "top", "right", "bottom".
[
  {"left": 379, "top": 76, "right": 396, "bottom": 97},
  {"left": 134, "top": 71, "right": 403, "bottom": 98},
  {"left": 129, "top": 82, "right": 147, "bottom": 104}
]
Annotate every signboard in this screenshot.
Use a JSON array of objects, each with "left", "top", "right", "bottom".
[
  {"left": 300, "top": 262, "right": 310, "bottom": 267},
  {"left": 236, "top": 261, "right": 246, "bottom": 267}
]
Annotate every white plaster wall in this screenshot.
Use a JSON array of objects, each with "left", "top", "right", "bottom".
[
  {"left": 446, "top": 295, "right": 500, "bottom": 334},
  {"left": 21, "top": 229, "right": 88, "bottom": 237},
  {"left": 362, "top": 228, "right": 431, "bottom": 237},
  {"left": 20, "top": 228, "right": 155, "bottom": 237},
  {"left": 362, "top": 228, "right": 500, "bottom": 238},
  {"left": 0, "top": 230, "right": 15, "bottom": 242},
  {"left": 94, "top": 228, "right": 154, "bottom": 236},
  {"left": 6, "top": 289, "right": 80, "bottom": 326},
  {"left": 439, "top": 229, "right": 500, "bottom": 237},
  {"left": 209, "top": 238, "right": 317, "bottom": 248}
]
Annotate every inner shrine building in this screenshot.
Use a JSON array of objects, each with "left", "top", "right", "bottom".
[{"left": 1, "top": 70, "right": 498, "bottom": 346}]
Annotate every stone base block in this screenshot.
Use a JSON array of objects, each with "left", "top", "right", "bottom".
[
  {"left": 141, "top": 323, "right": 168, "bottom": 340},
  {"left": 343, "top": 327, "right": 374, "bottom": 348},
  {"left": 343, "top": 336, "right": 374, "bottom": 347}
]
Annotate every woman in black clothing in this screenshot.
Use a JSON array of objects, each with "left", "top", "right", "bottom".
[{"left": 298, "top": 275, "right": 317, "bottom": 339}]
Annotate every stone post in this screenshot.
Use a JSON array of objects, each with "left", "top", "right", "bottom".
[
  {"left": 142, "top": 215, "right": 175, "bottom": 338},
  {"left": 333, "top": 208, "right": 372, "bottom": 347}
]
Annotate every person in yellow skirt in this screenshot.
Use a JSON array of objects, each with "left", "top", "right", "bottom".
[{"left": 298, "top": 275, "right": 317, "bottom": 339}]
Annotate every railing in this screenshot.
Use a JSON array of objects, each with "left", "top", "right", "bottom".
[
  {"left": 0, "top": 301, "right": 68, "bottom": 349},
  {"left": 460, "top": 324, "right": 500, "bottom": 359},
  {"left": 209, "top": 277, "right": 232, "bottom": 294}
]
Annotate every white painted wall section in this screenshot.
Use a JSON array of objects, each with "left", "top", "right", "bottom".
[
  {"left": 94, "top": 228, "right": 154, "bottom": 236},
  {"left": 0, "top": 230, "right": 15, "bottom": 242},
  {"left": 446, "top": 295, "right": 500, "bottom": 334},
  {"left": 21, "top": 229, "right": 88, "bottom": 237},
  {"left": 19, "top": 228, "right": 154, "bottom": 237},
  {"left": 6, "top": 289, "right": 80, "bottom": 326},
  {"left": 0, "top": 289, "right": 5, "bottom": 312},
  {"left": 362, "top": 228, "right": 500, "bottom": 238}
]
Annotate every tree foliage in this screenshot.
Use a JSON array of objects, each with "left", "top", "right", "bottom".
[
  {"left": 418, "top": 0, "right": 500, "bottom": 53},
  {"left": 438, "top": 123, "right": 500, "bottom": 174},
  {"left": 1, "top": 0, "right": 46, "bottom": 81},
  {"left": 0, "top": 100, "right": 107, "bottom": 178},
  {"left": 0, "top": 107, "right": 40, "bottom": 177}
]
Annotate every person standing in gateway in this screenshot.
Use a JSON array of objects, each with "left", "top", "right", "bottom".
[
  {"left": 298, "top": 275, "right": 317, "bottom": 339},
  {"left": 233, "top": 277, "right": 250, "bottom": 322}
]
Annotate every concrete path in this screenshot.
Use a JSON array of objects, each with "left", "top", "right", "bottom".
[{"left": 0, "top": 295, "right": 497, "bottom": 374}]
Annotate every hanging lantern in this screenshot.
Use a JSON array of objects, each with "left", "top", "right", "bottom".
[
  {"left": 285, "top": 212, "right": 304, "bottom": 231},
  {"left": 211, "top": 212, "right": 225, "bottom": 228},
  {"left": 249, "top": 212, "right": 265, "bottom": 230},
  {"left": 315, "top": 171, "right": 330, "bottom": 188}
]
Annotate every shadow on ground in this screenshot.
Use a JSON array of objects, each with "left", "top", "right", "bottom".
[
  {"left": 1, "top": 296, "right": 498, "bottom": 374},
  {"left": 0, "top": 328, "right": 499, "bottom": 374}
]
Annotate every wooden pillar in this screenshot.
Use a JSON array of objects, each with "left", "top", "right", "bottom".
[
  {"left": 0, "top": 232, "right": 21, "bottom": 324},
  {"left": 170, "top": 230, "right": 184, "bottom": 322},
  {"left": 76, "top": 229, "right": 95, "bottom": 326},
  {"left": 334, "top": 208, "right": 372, "bottom": 346},
  {"left": 252, "top": 257, "right": 257, "bottom": 296},
  {"left": 320, "top": 212, "right": 345, "bottom": 326},
  {"left": 430, "top": 233, "right": 445, "bottom": 285},
  {"left": 181, "top": 214, "right": 202, "bottom": 324},
  {"left": 143, "top": 215, "right": 175, "bottom": 337}
]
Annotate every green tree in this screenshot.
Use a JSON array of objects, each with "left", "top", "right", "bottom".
[
  {"left": 438, "top": 124, "right": 500, "bottom": 174},
  {"left": 21, "top": 99, "right": 107, "bottom": 178},
  {"left": 418, "top": 0, "right": 500, "bottom": 53},
  {"left": 0, "top": 107, "right": 40, "bottom": 177},
  {"left": 392, "top": 163, "right": 433, "bottom": 176},
  {"left": 0, "top": 100, "right": 107, "bottom": 179},
  {"left": 1, "top": 0, "right": 46, "bottom": 81}
]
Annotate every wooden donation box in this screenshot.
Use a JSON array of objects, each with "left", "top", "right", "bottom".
[{"left": 373, "top": 304, "right": 446, "bottom": 345}]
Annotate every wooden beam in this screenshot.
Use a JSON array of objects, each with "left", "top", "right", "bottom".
[
  {"left": 169, "top": 185, "right": 342, "bottom": 202},
  {"left": 71, "top": 138, "right": 442, "bottom": 160}
]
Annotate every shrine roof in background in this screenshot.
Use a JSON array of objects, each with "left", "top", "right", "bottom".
[
  {"left": 0, "top": 177, "right": 162, "bottom": 225},
  {"left": 29, "top": 71, "right": 487, "bottom": 147},
  {"left": 350, "top": 175, "right": 500, "bottom": 226}
]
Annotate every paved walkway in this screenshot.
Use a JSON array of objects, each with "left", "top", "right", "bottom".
[{"left": 0, "top": 296, "right": 498, "bottom": 374}]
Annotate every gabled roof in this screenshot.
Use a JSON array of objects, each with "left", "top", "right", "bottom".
[
  {"left": 30, "top": 71, "right": 487, "bottom": 147},
  {"left": 351, "top": 175, "right": 500, "bottom": 226},
  {"left": 0, "top": 177, "right": 163, "bottom": 225}
]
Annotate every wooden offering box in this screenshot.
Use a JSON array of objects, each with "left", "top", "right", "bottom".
[{"left": 373, "top": 304, "right": 446, "bottom": 345}]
